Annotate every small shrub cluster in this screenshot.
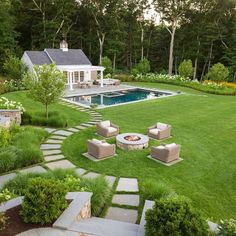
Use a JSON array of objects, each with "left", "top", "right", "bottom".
[
  {"left": 131, "top": 58, "right": 151, "bottom": 76},
  {"left": 145, "top": 197, "right": 208, "bottom": 236},
  {"left": 21, "top": 177, "right": 68, "bottom": 224},
  {"left": 178, "top": 59, "right": 193, "bottom": 78},
  {"left": 217, "top": 219, "right": 236, "bottom": 236},
  {"left": 205, "top": 63, "right": 229, "bottom": 82},
  {"left": 100, "top": 57, "right": 113, "bottom": 75},
  {"left": 2, "top": 80, "right": 26, "bottom": 93},
  {"left": 22, "top": 111, "right": 68, "bottom": 128}
]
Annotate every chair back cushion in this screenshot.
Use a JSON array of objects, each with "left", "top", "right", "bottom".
[
  {"left": 100, "top": 120, "right": 111, "bottom": 127},
  {"left": 157, "top": 122, "right": 168, "bottom": 130}
]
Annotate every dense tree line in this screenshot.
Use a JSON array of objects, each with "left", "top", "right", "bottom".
[{"left": 0, "top": 0, "right": 236, "bottom": 79}]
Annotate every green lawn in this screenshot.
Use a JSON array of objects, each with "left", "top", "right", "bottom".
[
  {"left": 62, "top": 82, "right": 236, "bottom": 221},
  {"left": 2, "top": 91, "right": 90, "bottom": 127}
]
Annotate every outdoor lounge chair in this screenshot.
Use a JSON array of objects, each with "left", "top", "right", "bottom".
[
  {"left": 150, "top": 143, "right": 181, "bottom": 163},
  {"left": 96, "top": 120, "right": 119, "bottom": 138},
  {"left": 87, "top": 139, "right": 116, "bottom": 159},
  {"left": 148, "top": 122, "right": 171, "bottom": 140}
]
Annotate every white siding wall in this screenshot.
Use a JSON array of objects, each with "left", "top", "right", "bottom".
[{"left": 21, "top": 52, "right": 34, "bottom": 72}]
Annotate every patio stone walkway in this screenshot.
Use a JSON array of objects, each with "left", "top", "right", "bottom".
[
  {"left": 112, "top": 194, "right": 140, "bottom": 207},
  {"left": 83, "top": 172, "right": 101, "bottom": 179},
  {"left": 19, "top": 166, "right": 47, "bottom": 174},
  {"left": 116, "top": 178, "right": 139, "bottom": 192},
  {"left": 45, "top": 160, "right": 76, "bottom": 170},
  {"left": 0, "top": 173, "right": 17, "bottom": 189}
]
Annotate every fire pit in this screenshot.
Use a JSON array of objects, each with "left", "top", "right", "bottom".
[{"left": 116, "top": 133, "right": 149, "bottom": 150}]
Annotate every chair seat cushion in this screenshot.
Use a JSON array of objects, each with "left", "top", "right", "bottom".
[
  {"left": 166, "top": 143, "right": 177, "bottom": 149},
  {"left": 157, "top": 122, "right": 168, "bottom": 130},
  {"left": 100, "top": 120, "right": 111, "bottom": 127},
  {"left": 156, "top": 145, "right": 165, "bottom": 149},
  {"left": 92, "top": 139, "right": 102, "bottom": 144},
  {"left": 107, "top": 127, "right": 117, "bottom": 133},
  {"left": 149, "top": 128, "right": 160, "bottom": 135},
  {"left": 101, "top": 142, "right": 110, "bottom": 147}
]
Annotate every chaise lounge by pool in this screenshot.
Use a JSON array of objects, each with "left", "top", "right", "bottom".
[{"left": 65, "top": 88, "right": 175, "bottom": 108}]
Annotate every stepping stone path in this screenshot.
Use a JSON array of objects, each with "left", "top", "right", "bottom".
[
  {"left": 105, "top": 207, "right": 138, "bottom": 224},
  {"left": 0, "top": 173, "right": 17, "bottom": 189},
  {"left": 105, "top": 175, "right": 116, "bottom": 187},
  {"left": 40, "top": 144, "right": 61, "bottom": 150},
  {"left": 105, "top": 177, "right": 140, "bottom": 224},
  {"left": 19, "top": 166, "right": 47, "bottom": 175},
  {"left": 45, "top": 160, "right": 76, "bottom": 170},
  {"left": 75, "top": 168, "right": 87, "bottom": 176},
  {"left": 44, "top": 154, "right": 65, "bottom": 162},
  {"left": 116, "top": 178, "right": 139, "bottom": 192},
  {"left": 83, "top": 172, "right": 101, "bottom": 179}
]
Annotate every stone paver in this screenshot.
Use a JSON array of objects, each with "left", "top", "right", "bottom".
[
  {"left": 40, "top": 144, "right": 61, "bottom": 150},
  {"left": 19, "top": 166, "right": 47, "bottom": 174},
  {"left": 116, "top": 178, "right": 139, "bottom": 192},
  {"left": 67, "top": 128, "right": 79, "bottom": 132},
  {"left": 53, "top": 130, "right": 73, "bottom": 136},
  {"left": 44, "top": 128, "right": 56, "bottom": 133},
  {"left": 81, "top": 123, "right": 93, "bottom": 127},
  {"left": 0, "top": 173, "right": 17, "bottom": 189},
  {"left": 43, "top": 150, "right": 62, "bottom": 156},
  {"left": 75, "top": 168, "right": 87, "bottom": 176},
  {"left": 112, "top": 194, "right": 140, "bottom": 207},
  {"left": 45, "top": 160, "right": 76, "bottom": 170},
  {"left": 44, "top": 154, "right": 65, "bottom": 162},
  {"left": 105, "top": 207, "right": 138, "bottom": 224},
  {"left": 50, "top": 135, "right": 67, "bottom": 140},
  {"left": 83, "top": 172, "right": 101, "bottom": 179},
  {"left": 17, "top": 228, "right": 81, "bottom": 236},
  {"left": 105, "top": 175, "right": 116, "bottom": 187},
  {"left": 45, "top": 139, "right": 63, "bottom": 144},
  {"left": 75, "top": 125, "right": 87, "bottom": 130}
]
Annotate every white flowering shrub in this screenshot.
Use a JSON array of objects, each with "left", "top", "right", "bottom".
[{"left": 0, "top": 97, "right": 25, "bottom": 113}]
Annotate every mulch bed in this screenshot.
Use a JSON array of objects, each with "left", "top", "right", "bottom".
[{"left": 0, "top": 206, "right": 52, "bottom": 236}]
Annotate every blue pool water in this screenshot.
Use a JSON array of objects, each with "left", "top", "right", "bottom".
[{"left": 66, "top": 89, "right": 172, "bottom": 107}]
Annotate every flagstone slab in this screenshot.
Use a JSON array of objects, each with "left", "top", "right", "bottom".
[
  {"left": 44, "top": 128, "right": 57, "bottom": 133},
  {"left": 105, "top": 175, "right": 116, "bottom": 187},
  {"left": 81, "top": 123, "right": 93, "bottom": 127},
  {"left": 75, "top": 125, "right": 87, "bottom": 130},
  {"left": 67, "top": 128, "right": 79, "bottom": 132},
  {"left": 50, "top": 135, "right": 67, "bottom": 140},
  {"left": 19, "top": 166, "right": 47, "bottom": 175},
  {"left": 116, "top": 178, "right": 139, "bottom": 192},
  {"left": 40, "top": 144, "right": 61, "bottom": 150},
  {"left": 53, "top": 130, "right": 73, "bottom": 136},
  {"left": 44, "top": 154, "right": 65, "bottom": 162},
  {"left": 83, "top": 172, "right": 101, "bottom": 179},
  {"left": 112, "top": 194, "right": 140, "bottom": 207},
  {"left": 43, "top": 150, "right": 62, "bottom": 156},
  {"left": 45, "top": 139, "right": 63, "bottom": 144},
  {"left": 105, "top": 207, "right": 138, "bottom": 224},
  {"left": 45, "top": 160, "right": 76, "bottom": 170},
  {"left": 0, "top": 173, "right": 17, "bottom": 189},
  {"left": 75, "top": 168, "right": 87, "bottom": 176}
]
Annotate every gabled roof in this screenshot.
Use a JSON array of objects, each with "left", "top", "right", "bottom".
[
  {"left": 25, "top": 51, "right": 51, "bottom": 65},
  {"left": 25, "top": 49, "right": 92, "bottom": 66}
]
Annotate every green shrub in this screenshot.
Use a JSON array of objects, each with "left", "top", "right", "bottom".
[
  {"left": 21, "top": 111, "right": 32, "bottom": 125},
  {"left": 178, "top": 59, "right": 193, "bottom": 78},
  {"left": 218, "top": 219, "right": 236, "bottom": 236},
  {"left": 0, "top": 146, "right": 18, "bottom": 173},
  {"left": 81, "top": 176, "right": 112, "bottom": 216},
  {"left": 132, "top": 58, "right": 151, "bottom": 75},
  {"left": 206, "top": 63, "right": 229, "bottom": 82},
  {"left": 100, "top": 57, "right": 113, "bottom": 75},
  {"left": 0, "top": 128, "right": 11, "bottom": 148},
  {"left": 145, "top": 197, "right": 208, "bottom": 236},
  {"left": 141, "top": 179, "right": 175, "bottom": 201},
  {"left": 21, "top": 177, "right": 68, "bottom": 224}
]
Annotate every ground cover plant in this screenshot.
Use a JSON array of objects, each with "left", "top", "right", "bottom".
[
  {"left": 61, "top": 83, "right": 236, "bottom": 221},
  {"left": 1, "top": 91, "right": 90, "bottom": 127}
]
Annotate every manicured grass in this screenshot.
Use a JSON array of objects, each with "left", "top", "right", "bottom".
[
  {"left": 62, "top": 82, "right": 236, "bottom": 221},
  {"left": 1, "top": 91, "right": 90, "bottom": 127}
]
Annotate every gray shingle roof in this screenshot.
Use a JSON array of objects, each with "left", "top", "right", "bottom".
[
  {"left": 25, "top": 51, "right": 51, "bottom": 65},
  {"left": 45, "top": 49, "right": 92, "bottom": 65},
  {"left": 25, "top": 49, "right": 92, "bottom": 66}
]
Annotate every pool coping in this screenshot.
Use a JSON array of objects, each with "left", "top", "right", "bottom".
[{"left": 62, "top": 85, "right": 181, "bottom": 109}]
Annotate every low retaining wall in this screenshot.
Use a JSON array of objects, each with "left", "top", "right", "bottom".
[{"left": 0, "top": 109, "right": 21, "bottom": 125}]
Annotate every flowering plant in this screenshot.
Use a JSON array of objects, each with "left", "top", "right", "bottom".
[
  {"left": 0, "top": 97, "right": 25, "bottom": 113},
  {"left": 218, "top": 219, "right": 236, "bottom": 236}
]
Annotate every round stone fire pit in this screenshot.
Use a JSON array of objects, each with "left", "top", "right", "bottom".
[{"left": 116, "top": 133, "right": 149, "bottom": 150}]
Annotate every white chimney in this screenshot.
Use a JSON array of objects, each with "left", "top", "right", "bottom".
[{"left": 60, "top": 40, "right": 68, "bottom": 52}]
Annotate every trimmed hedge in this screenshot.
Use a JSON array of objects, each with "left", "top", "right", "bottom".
[
  {"left": 145, "top": 197, "right": 208, "bottom": 236},
  {"left": 21, "top": 177, "right": 68, "bottom": 224}
]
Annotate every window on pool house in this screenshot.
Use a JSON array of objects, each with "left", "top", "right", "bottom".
[
  {"left": 74, "top": 71, "right": 79, "bottom": 83},
  {"left": 80, "top": 71, "right": 84, "bottom": 82},
  {"left": 63, "top": 71, "right": 69, "bottom": 84}
]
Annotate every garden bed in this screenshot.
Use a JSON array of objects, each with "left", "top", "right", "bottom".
[{"left": 1, "top": 205, "right": 52, "bottom": 236}]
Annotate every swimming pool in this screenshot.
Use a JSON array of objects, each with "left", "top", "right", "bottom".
[{"left": 65, "top": 88, "right": 173, "bottom": 108}]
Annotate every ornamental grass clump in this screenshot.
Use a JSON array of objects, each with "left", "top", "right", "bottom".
[
  {"left": 145, "top": 197, "right": 208, "bottom": 236},
  {"left": 21, "top": 177, "right": 68, "bottom": 224}
]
